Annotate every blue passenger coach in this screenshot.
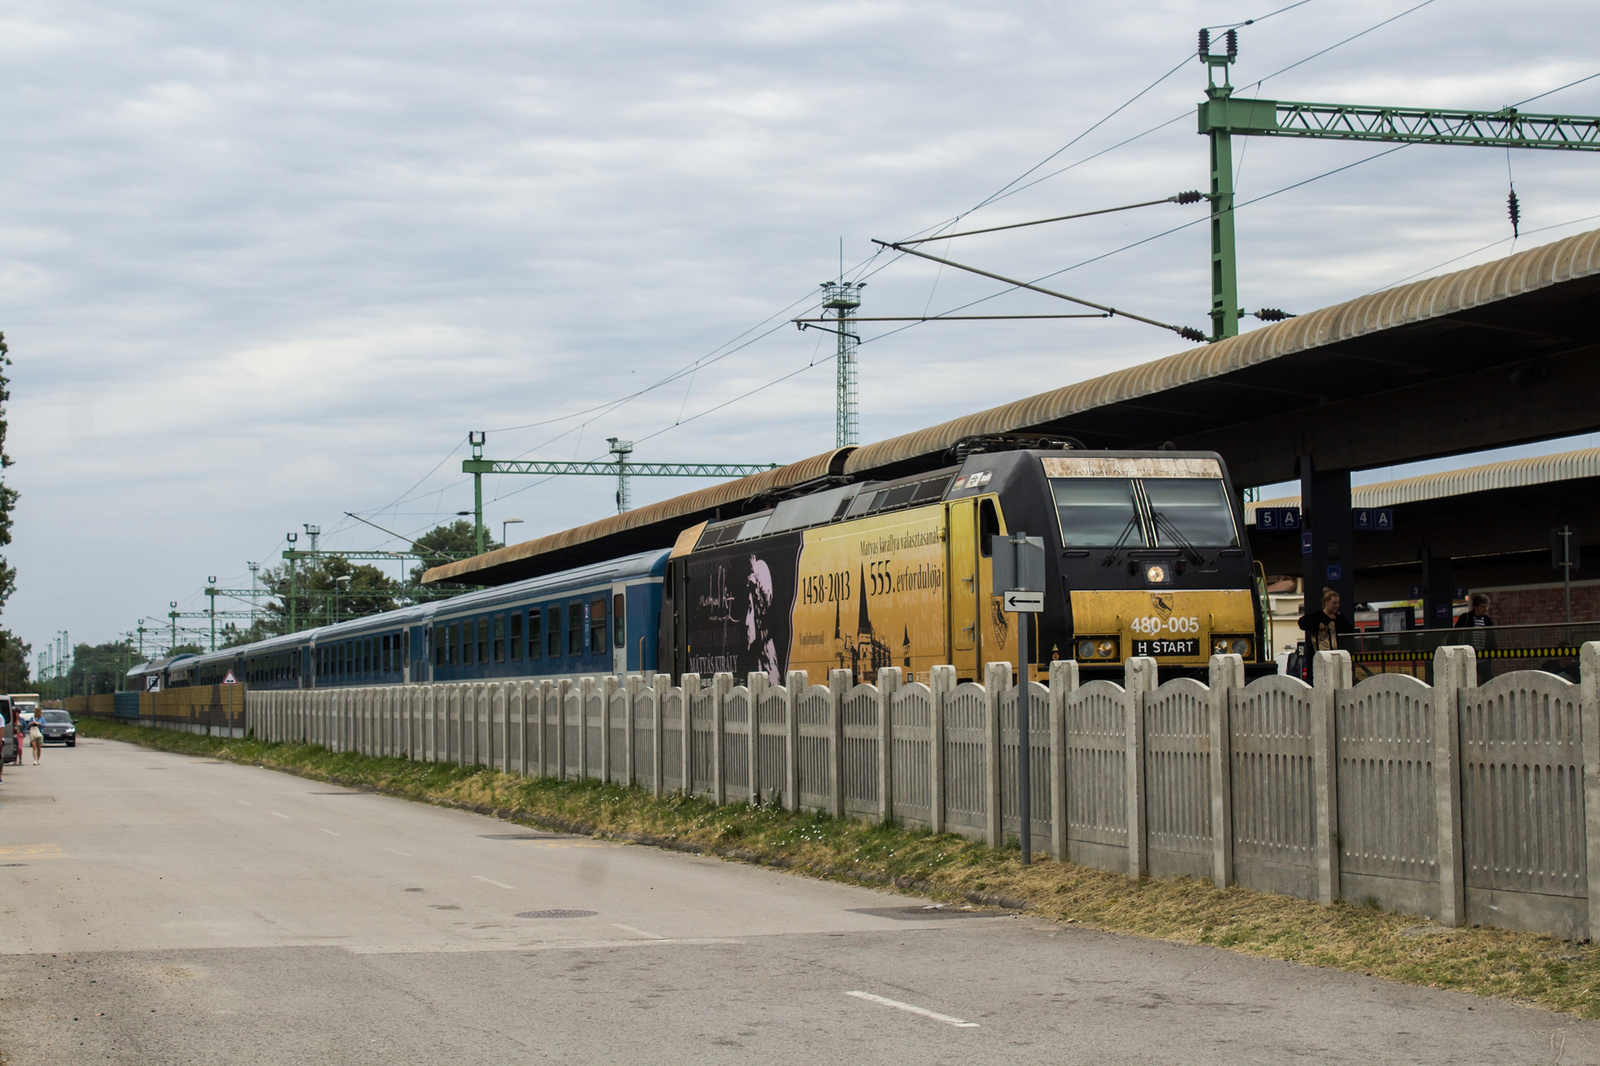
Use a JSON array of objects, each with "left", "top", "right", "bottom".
[{"left": 133, "top": 550, "right": 669, "bottom": 692}]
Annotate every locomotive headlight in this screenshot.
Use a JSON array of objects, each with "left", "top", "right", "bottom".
[
  {"left": 1212, "top": 637, "right": 1230, "bottom": 655},
  {"left": 1231, "top": 637, "right": 1253, "bottom": 657},
  {"left": 1144, "top": 564, "right": 1170, "bottom": 585},
  {"left": 1076, "top": 638, "right": 1119, "bottom": 661},
  {"left": 1096, "top": 639, "right": 1118, "bottom": 659},
  {"left": 1078, "top": 639, "right": 1097, "bottom": 659}
]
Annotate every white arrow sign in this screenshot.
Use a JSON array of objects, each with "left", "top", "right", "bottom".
[{"left": 1002, "top": 590, "right": 1044, "bottom": 613}]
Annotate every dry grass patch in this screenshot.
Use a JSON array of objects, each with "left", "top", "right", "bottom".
[{"left": 80, "top": 718, "right": 1600, "bottom": 1017}]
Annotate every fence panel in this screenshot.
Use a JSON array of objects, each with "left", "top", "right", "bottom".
[
  {"left": 999, "top": 681, "right": 1052, "bottom": 845},
  {"left": 562, "top": 685, "right": 583, "bottom": 779},
  {"left": 841, "top": 683, "right": 880, "bottom": 818},
  {"left": 1231, "top": 675, "right": 1317, "bottom": 899},
  {"left": 1143, "top": 677, "right": 1213, "bottom": 881},
  {"left": 891, "top": 683, "right": 935, "bottom": 829},
  {"left": 796, "top": 685, "right": 834, "bottom": 811},
  {"left": 609, "top": 685, "right": 630, "bottom": 784},
  {"left": 942, "top": 682, "right": 990, "bottom": 840},
  {"left": 1460, "top": 670, "right": 1586, "bottom": 937},
  {"left": 585, "top": 683, "right": 605, "bottom": 780},
  {"left": 661, "top": 686, "right": 685, "bottom": 792},
  {"left": 1336, "top": 673, "right": 1437, "bottom": 913},
  {"left": 1064, "top": 679, "right": 1129, "bottom": 871},
  {"left": 724, "top": 687, "right": 752, "bottom": 803},
  {"left": 633, "top": 685, "right": 657, "bottom": 790},
  {"left": 688, "top": 680, "right": 717, "bottom": 798},
  {"left": 756, "top": 685, "right": 790, "bottom": 808}
]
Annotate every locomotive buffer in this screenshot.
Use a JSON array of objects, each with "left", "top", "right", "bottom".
[{"left": 993, "top": 533, "right": 1046, "bottom": 865}]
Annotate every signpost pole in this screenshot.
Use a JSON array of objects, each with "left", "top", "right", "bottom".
[{"left": 1012, "top": 533, "right": 1033, "bottom": 865}]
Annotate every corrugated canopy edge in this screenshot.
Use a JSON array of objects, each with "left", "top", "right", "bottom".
[
  {"left": 425, "top": 226, "right": 1600, "bottom": 587},
  {"left": 842, "top": 226, "right": 1600, "bottom": 476}
]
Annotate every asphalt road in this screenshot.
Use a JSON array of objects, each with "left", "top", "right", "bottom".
[{"left": 2, "top": 735, "right": 1597, "bottom": 1064}]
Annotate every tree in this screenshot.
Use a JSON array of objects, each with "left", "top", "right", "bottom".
[
  {"left": 0, "top": 333, "right": 17, "bottom": 691},
  {"left": 259, "top": 555, "right": 402, "bottom": 631},
  {"left": 405, "top": 519, "right": 499, "bottom": 586},
  {"left": 67, "top": 640, "right": 135, "bottom": 695},
  {"left": 220, "top": 620, "right": 276, "bottom": 648},
  {"left": 0, "top": 629, "right": 30, "bottom": 688}
]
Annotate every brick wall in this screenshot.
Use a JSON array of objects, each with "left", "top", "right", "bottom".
[{"left": 1475, "top": 581, "right": 1600, "bottom": 626}]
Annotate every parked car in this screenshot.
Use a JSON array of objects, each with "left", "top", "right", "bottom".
[{"left": 38, "top": 710, "right": 76, "bottom": 747}]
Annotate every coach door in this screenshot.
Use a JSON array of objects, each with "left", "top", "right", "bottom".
[
  {"left": 611, "top": 584, "right": 629, "bottom": 675},
  {"left": 947, "top": 498, "right": 978, "bottom": 681}
]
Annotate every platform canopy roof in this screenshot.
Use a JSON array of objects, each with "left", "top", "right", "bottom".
[{"left": 427, "top": 227, "right": 1600, "bottom": 587}]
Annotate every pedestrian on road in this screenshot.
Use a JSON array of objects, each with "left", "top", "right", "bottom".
[{"left": 28, "top": 717, "right": 42, "bottom": 765}]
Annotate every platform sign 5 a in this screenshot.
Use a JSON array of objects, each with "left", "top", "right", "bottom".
[
  {"left": 1255, "top": 507, "right": 1301, "bottom": 531},
  {"left": 1353, "top": 508, "right": 1394, "bottom": 531}
]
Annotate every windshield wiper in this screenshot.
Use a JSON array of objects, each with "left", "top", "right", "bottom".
[
  {"left": 1100, "top": 515, "right": 1142, "bottom": 567},
  {"left": 1150, "top": 511, "right": 1205, "bottom": 568}
]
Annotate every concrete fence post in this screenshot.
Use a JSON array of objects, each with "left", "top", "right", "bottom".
[
  {"left": 652, "top": 674, "right": 670, "bottom": 796},
  {"left": 828, "top": 670, "right": 851, "bottom": 819},
  {"left": 748, "top": 673, "right": 769, "bottom": 803},
  {"left": 602, "top": 676, "right": 618, "bottom": 785},
  {"left": 1049, "top": 659, "right": 1079, "bottom": 863},
  {"left": 1124, "top": 657, "right": 1157, "bottom": 879},
  {"left": 680, "top": 673, "right": 698, "bottom": 796},
  {"left": 1433, "top": 644, "right": 1473, "bottom": 927},
  {"left": 712, "top": 673, "right": 732, "bottom": 805},
  {"left": 534, "top": 680, "right": 550, "bottom": 779},
  {"left": 877, "top": 667, "right": 901, "bottom": 824},
  {"left": 785, "top": 671, "right": 806, "bottom": 812},
  {"left": 1311, "top": 649, "right": 1351, "bottom": 906},
  {"left": 579, "top": 677, "right": 597, "bottom": 781},
  {"left": 625, "top": 675, "right": 642, "bottom": 787},
  {"left": 983, "top": 662, "right": 1011, "bottom": 849},
  {"left": 930, "top": 666, "right": 953, "bottom": 835},
  {"left": 1582, "top": 643, "right": 1600, "bottom": 941},
  {"left": 1207, "top": 654, "right": 1243, "bottom": 889},
  {"left": 557, "top": 679, "right": 572, "bottom": 780}
]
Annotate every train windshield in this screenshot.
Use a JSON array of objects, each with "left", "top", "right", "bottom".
[
  {"left": 1143, "top": 478, "right": 1239, "bottom": 547},
  {"left": 1051, "top": 478, "right": 1146, "bottom": 548}
]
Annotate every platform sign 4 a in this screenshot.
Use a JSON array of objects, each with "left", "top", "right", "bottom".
[
  {"left": 1353, "top": 508, "right": 1394, "bottom": 531},
  {"left": 222, "top": 670, "right": 238, "bottom": 685}
]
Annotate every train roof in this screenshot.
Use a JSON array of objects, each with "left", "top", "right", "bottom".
[{"left": 190, "top": 548, "right": 669, "bottom": 665}]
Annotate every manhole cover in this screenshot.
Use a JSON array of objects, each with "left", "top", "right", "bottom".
[{"left": 517, "top": 909, "right": 597, "bottom": 920}]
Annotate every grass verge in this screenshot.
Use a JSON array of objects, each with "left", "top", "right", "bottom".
[{"left": 79, "top": 716, "right": 1600, "bottom": 1017}]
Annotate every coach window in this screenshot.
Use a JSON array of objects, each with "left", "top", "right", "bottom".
[
  {"left": 978, "top": 497, "right": 999, "bottom": 557},
  {"left": 547, "top": 606, "right": 561, "bottom": 658},
  {"left": 459, "top": 622, "right": 471, "bottom": 665},
  {"left": 447, "top": 622, "right": 459, "bottom": 666},
  {"left": 509, "top": 612, "right": 522, "bottom": 661},
  {"left": 528, "top": 610, "right": 543, "bottom": 660},
  {"left": 613, "top": 593, "right": 626, "bottom": 648},
  {"left": 589, "top": 597, "right": 607, "bottom": 654},
  {"left": 568, "top": 603, "right": 584, "bottom": 656},
  {"left": 477, "top": 618, "right": 489, "bottom": 664},
  {"left": 433, "top": 627, "right": 444, "bottom": 667},
  {"left": 381, "top": 635, "right": 390, "bottom": 672},
  {"left": 493, "top": 615, "right": 506, "bottom": 663}
]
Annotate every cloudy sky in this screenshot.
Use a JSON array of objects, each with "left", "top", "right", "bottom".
[{"left": 4, "top": 0, "right": 1597, "bottom": 661}]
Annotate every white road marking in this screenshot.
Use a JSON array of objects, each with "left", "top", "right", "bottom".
[
  {"left": 612, "top": 923, "right": 666, "bottom": 940},
  {"left": 319, "top": 828, "right": 341, "bottom": 837},
  {"left": 845, "top": 991, "right": 979, "bottom": 1028},
  {"left": 237, "top": 800, "right": 251, "bottom": 806},
  {"left": 474, "top": 875, "right": 514, "bottom": 890},
  {"left": 384, "top": 847, "right": 411, "bottom": 857},
  {"left": 272, "top": 812, "right": 289, "bottom": 819}
]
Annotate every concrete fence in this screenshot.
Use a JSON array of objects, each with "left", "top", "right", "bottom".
[{"left": 247, "top": 642, "right": 1600, "bottom": 941}]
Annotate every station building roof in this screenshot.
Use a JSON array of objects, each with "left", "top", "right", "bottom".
[{"left": 427, "top": 227, "right": 1600, "bottom": 587}]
